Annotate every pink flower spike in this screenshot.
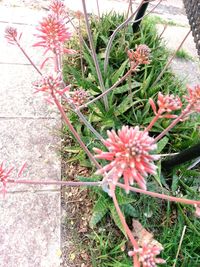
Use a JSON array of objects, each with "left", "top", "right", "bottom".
[
  {"left": 33, "top": 74, "right": 62, "bottom": 95},
  {"left": 34, "top": 14, "right": 71, "bottom": 54},
  {"left": 185, "top": 84, "right": 200, "bottom": 112},
  {"left": 127, "top": 44, "right": 151, "bottom": 67},
  {"left": 129, "top": 244, "right": 165, "bottom": 267},
  {"left": 49, "top": 0, "right": 66, "bottom": 17},
  {"left": 17, "top": 161, "right": 27, "bottom": 178},
  {"left": 157, "top": 92, "right": 182, "bottom": 115},
  {"left": 94, "top": 126, "right": 159, "bottom": 191},
  {"left": 0, "top": 162, "right": 14, "bottom": 198},
  {"left": 194, "top": 204, "right": 200, "bottom": 218},
  {"left": 5, "top": 26, "right": 22, "bottom": 45},
  {"left": 149, "top": 98, "right": 157, "bottom": 115}
]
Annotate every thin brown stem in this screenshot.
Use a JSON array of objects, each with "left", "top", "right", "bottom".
[
  {"left": 151, "top": 29, "right": 191, "bottom": 87},
  {"left": 82, "top": 0, "right": 109, "bottom": 110}
]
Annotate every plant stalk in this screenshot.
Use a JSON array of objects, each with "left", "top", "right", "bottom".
[
  {"left": 81, "top": 0, "right": 109, "bottom": 110},
  {"left": 117, "top": 182, "right": 200, "bottom": 206}
]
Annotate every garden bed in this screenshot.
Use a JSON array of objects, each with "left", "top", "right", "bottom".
[{"left": 61, "top": 12, "right": 200, "bottom": 267}]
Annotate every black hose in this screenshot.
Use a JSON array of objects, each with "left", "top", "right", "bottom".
[{"left": 132, "top": 1, "right": 150, "bottom": 33}]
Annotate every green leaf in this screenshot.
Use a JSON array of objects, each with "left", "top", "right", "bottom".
[
  {"left": 110, "top": 205, "right": 126, "bottom": 236},
  {"left": 122, "top": 204, "right": 138, "bottom": 217},
  {"left": 111, "top": 60, "right": 128, "bottom": 84},
  {"left": 90, "top": 196, "right": 109, "bottom": 228},
  {"left": 113, "top": 82, "right": 141, "bottom": 94},
  {"left": 156, "top": 137, "right": 169, "bottom": 153},
  {"left": 115, "top": 96, "right": 144, "bottom": 116},
  {"left": 172, "top": 174, "right": 179, "bottom": 193},
  {"left": 153, "top": 160, "right": 162, "bottom": 186}
]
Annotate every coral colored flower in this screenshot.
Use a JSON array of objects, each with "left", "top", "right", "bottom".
[
  {"left": 129, "top": 244, "right": 166, "bottom": 267},
  {"left": 49, "top": 0, "right": 66, "bottom": 17},
  {"left": 5, "top": 26, "right": 22, "bottom": 45},
  {"left": 0, "top": 162, "right": 14, "bottom": 197},
  {"left": 185, "top": 84, "right": 200, "bottom": 112},
  {"left": 150, "top": 92, "right": 182, "bottom": 118},
  {"left": 33, "top": 74, "right": 69, "bottom": 97},
  {"left": 194, "top": 204, "right": 200, "bottom": 218},
  {"left": 94, "top": 126, "right": 159, "bottom": 192},
  {"left": 34, "top": 14, "right": 71, "bottom": 53},
  {"left": 69, "top": 89, "right": 90, "bottom": 106},
  {"left": 127, "top": 44, "right": 151, "bottom": 67}
]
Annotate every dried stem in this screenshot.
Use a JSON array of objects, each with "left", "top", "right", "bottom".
[
  {"left": 96, "top": 0, "right": 101, "bottom": 21},
  {"left": 104, "top": 0, "right": 163, "bottom": 73},
  {"left": 82, "top": 0, "right": 109, "bottom": 110},
  {"left": 172, "top": 225, "right": 187, "bottom": 267},
  {"left": 151, "top": 29, "right": 191, "bottom": 87}
]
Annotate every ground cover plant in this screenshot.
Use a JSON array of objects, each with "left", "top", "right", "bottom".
[{"left": 1, "top": 0, "right": 200, "bottom": 266}]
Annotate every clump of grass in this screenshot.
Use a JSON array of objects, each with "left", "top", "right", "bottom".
[{"left": 175, "top": 49, "right": 193, "bottom": 60}]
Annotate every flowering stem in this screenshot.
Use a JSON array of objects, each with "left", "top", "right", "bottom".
[
  {"left": 104, "top": 0, "right": 162, "bottom": 73},
  {"left": 78, "top": 18, "right": 85, "bottom": 78},
  {"left": 117, "top": 182, "right": 200, "bottom": 206},
  {"left": 154, "top": 104, "right": 192, "bottom": 143},
  {"left": 81, "top": 0, "right": 109, "bottom": 111},
  {"left": 51, "top": 91, "right": 101, "bottom": 169},
  {"left": 145, "top": 113, "right": 160, "bottom": 132},
  {"left": 15, "top": 41, "right": 42, "bottom": 76},
  {"left": 62, "top": 94, "right": 105, "bottom": 142},
  {"left": 110, "top": 184, "right": 139, "bottom": 266},
  {"left": 7, "top": 178, "right": 102, "bottom": 187},
  {"left": 78, "top": 68, "right": 135, "bottom": 110}
]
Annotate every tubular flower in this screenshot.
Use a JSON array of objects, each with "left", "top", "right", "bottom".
[
  {"left": 5, "top": 26, "right": 22, "bottom": 45},
  {"left": 0, "top": 162, "right": 14, "bottom": 197},
  {"left": 185, "top": 84, "right": 200, "bottom": 112},
  {"left": 94, "top": 126, "right": 159, "bottom": 192},
  {"left": 33, "top": 75, "right": 62, "bottom": 93},
  {"left": 127, "top": 44, "right": 151, "bottom": 67},
  {"left": 49, "top": 0, "right": 66, "bottom": 17},
  {"left": 129, "top": 244, "right": 166, "bottom": 267},
  {"left": 69, "top": 89, "right": 90, "bottom": 106},
  {"left": 150, "top": 92, "right": 182, "bottom": 118},
  {"left": 33, "top": 74, "right": 70, "bottom": 97},
  {"left": 34, "top": 14, "right": 71, "bottom": 53}
]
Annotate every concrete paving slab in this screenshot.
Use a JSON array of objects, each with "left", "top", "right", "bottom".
[
  {"left": 171, "top": 59, "right": 200, "bottom": 86},
  {"left": 0, "top": 191, "right": 60, "bottom": 267},
  {"left": 0, "top": 22, "right": 45, "bottom": 65},
  {"left": 156, "top": 24, "right": 199, "bottom": 58},
  {"left": 0, "top": 118, "right": 61, "bottom": 192},
  {"left": 0, "top": 6, "right": 44, "bottom": 25},
  {"left": 0, "top": 65, "right": 58, "bottom": 118}
]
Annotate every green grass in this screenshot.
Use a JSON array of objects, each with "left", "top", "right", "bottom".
[
  {"left": 62, "top": 12, "right": 200, "bottom": 267},
  {"left": 175, "top": 49, "right": 193, "bottom": 60}
]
